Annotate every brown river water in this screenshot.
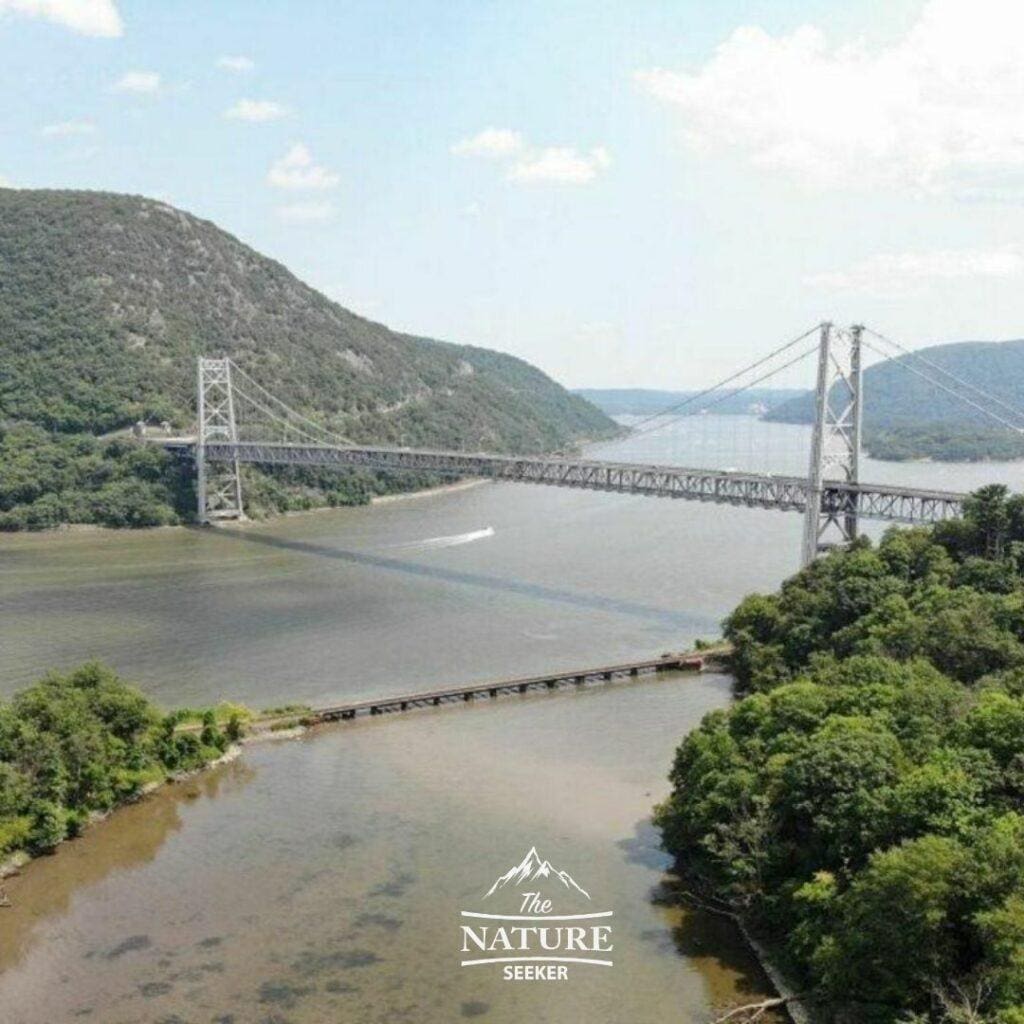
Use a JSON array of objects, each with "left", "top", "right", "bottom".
[{"left": 1, "top": 417, "right": 1015, "bottom": 1023}]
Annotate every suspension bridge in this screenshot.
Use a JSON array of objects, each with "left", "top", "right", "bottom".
[{"left": 159, "top": 322, "right": 1021, "bottom": 565}]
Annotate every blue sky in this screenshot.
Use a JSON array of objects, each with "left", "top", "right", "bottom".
[{"left": 3, "top": 0, "right": 1023, "bottom": 388}]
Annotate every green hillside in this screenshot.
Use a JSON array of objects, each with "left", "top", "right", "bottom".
[
  {"left": 766, "top": 338, "right": 1024, "bottom": 461},
  {"left": 0, "top": 189, "right": 617, "bottom": 529}
]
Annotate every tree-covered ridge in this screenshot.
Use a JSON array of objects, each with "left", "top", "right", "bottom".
[
  {"left": 657, "top": 486, "right": 1024, "bottom": 1022},
  {"left": 866, "top": 424, "right": 1024, "bottom": 463},
  {"left": 0, "top": 188, "right": 618, "bottom": 529},
  {"left": 0, "top": 664, "right": 235, "bottom": 859},
  {"left": 766, "top": 338, "right": 1024, "bottom": 461}
]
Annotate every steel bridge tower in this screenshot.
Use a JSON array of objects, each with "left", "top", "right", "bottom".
[
  {"left": 196, "top": 357, "right": 244, "bottom": 523},
  {"left": 801, "top": 323, "right": 864, "bottom": 566}
]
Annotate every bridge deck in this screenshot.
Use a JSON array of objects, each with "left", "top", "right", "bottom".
[{"left": 157, "top": 438, "right": 966, "bottom": 525}]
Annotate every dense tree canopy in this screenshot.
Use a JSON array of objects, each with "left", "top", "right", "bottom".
[
  {"left": 0, "top": 424, "right": 190, "bottom": 529},
  {"left": 867, "top": 424, "right": 1024, "bottom": 463},
  {"left": 0, "top": 664, "right": 230, "bottom": 859},
  {"left": 657, "top": 485, "right": 1024, "bottom": 1022}
]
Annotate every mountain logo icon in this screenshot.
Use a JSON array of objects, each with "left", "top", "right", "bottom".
[{"left": 482, "top": 846, "right": 591, "bottom": 900}]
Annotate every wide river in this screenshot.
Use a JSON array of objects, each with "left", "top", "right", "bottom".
[{"left": 1, "top": 416, "right": 1018, "bottom": 1023}]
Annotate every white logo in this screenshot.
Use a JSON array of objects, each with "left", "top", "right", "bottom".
[{"left": 459, "top": 846, "right": 614, "bottom": 981}]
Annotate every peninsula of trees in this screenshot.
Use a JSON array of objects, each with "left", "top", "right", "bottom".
[
  {"left": 0, "top": 664, "right": 235, "bottom": 860},
  {"left": 658, "top": 485, "right": 1024, "bottom": 1022}
]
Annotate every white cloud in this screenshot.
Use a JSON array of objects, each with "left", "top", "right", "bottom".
[
  {"left": 217, "top": 55, "right": 254, "bottom": 72},
  {"left": 451, "top": 127, "right": 523, "bottom": 158},
  {"left": 224, "top": 99, "right": 288, "bottom": 123},
  {"left": 114, "top": 70, "right": 160, "bottom": 93},
  {"left": 41, "top": 119, "right": 96, "bottom": 137},
  {"left": 508, "top": 145, "right": 610, "bottom": 185},
  {"left": 276, "top": 201, "right": 337, "bottom": 224},
  {"left": 267, "top": 143, "right": 339, "bottom": 190},
  {"left": 0, "top": 0, "right": 122, "bottom": 36},
  {"left": 461, "top": 201, "right": 481, "bottom": 217},
  {"left": 452, "top": 127, "right": 610, "bottom": 186},
  {"left": 806, "top": 245, "right": 1024, "bottom": 293},
  {"left": 635, "top": 0, "right": 1024, "bottom": 197},
  {"left": 0, "top": 174, "right": 12, "bottom": 187}
]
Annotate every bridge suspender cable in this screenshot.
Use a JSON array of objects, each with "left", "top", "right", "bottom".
[
  {"left": 227, "top": 382, "right": 334, "bottom": 447},
  {"left": 227, "top": 358, "right": 356, "bottom": 446},
  {"left": 859, "top": 335, "right": 1024, "bottom": 436}
]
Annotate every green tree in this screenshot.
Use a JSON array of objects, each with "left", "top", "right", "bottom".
[{"left": 818, "top": 835, "right": 965, "bottom": 1008}]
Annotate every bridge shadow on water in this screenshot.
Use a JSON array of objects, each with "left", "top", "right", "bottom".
[{"left": 213, "top": 527, "right": 701, "bottom": 630}]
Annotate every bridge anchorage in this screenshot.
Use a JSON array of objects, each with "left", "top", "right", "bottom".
[{"left": 180, "top": 320, "right": 992, "bottom": 565}]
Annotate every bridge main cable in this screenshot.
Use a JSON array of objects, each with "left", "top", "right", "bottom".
[
  {"left": 615, "top": 322, "right": 822, "bottom": 439},
  {"left": 622, "top": 337, "right": 821, "bottom": 445},
  {"left": 864, "top": 327, "right": 1024, "bottom": 426}
]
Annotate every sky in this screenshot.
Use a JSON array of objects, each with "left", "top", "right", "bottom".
[{"left": 3, "top": 0, "right": 1024, "bottom": 388}]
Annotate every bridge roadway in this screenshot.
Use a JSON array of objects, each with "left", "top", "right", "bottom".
[{"left": 171, "top": 439, "right": 967, "bottom": 525}]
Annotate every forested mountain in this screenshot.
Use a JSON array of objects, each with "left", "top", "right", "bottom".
[
  {"left": 766, "top": 338, "right": 1024, "bottom": 460},
  {"left": 0, "top": 189, "right": 617, "bottom": 529}
]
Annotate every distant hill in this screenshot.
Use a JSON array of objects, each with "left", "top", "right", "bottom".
[
  {"left": 765, "top": 338, "right": 1024, "bottom": 461},
  {"left": 576, "top": 387, "right": 806, "bottom": 417},
  {"left": 0, "top": 189, "right": 617, "bottom": 529}
]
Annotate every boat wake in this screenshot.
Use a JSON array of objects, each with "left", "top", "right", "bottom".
[{"left": 398, "top": 526, "right": 495, "bottom": 551}]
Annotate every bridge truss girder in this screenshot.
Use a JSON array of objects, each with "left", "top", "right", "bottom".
[{"left": 197, "top": 441, "right": 963, "bottom": 527}]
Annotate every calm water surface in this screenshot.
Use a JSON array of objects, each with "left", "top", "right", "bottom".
[
  {"left": 1, "top": 418, "right": 1016, "bottom": 1022},
  {"left": 0, "top": 675, "right": 776, "bottom": 1023}
]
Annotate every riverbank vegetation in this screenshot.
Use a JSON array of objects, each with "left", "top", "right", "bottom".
[
  {"left": 657, "top": 485, "right": 1024, "bottom": 1022},
  {"left": 0, "top": 664, "right": 233, "bottom": 860},
  {"left": 0, "top": 420, "right": 449, "bottom": 530},
  {"left": 866, "top": 424, "right": 1024, "bottom": 463}
]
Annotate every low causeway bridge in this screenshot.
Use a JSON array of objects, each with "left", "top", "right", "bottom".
[{"left": 240, "top": 651, "right": 715, "bottom": 731}]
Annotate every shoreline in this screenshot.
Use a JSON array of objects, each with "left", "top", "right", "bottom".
[
  {"left": 0, "top": 652, "right": 793, "bottom": 1020},
  {"left": 0, "top": 729, "right": 313, "bottom": 884},
  {"left": 0, "top": 647, "right": 724, "bottom": 884},
  {"left": 2, "top": 477, "right": 491, "bottom": 539},
  {"left": 370, "top": 477, "right": 487, "bottom": 504},
  {"left": 0, "top": 742, "right": 245, "bottom": 882}
]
